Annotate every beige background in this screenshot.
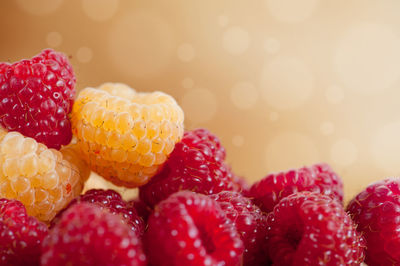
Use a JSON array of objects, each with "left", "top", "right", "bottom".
[{"left": 2, "top": 0, "right": 400, "bottom": 202}]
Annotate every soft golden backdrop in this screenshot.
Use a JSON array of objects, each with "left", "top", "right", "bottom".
[{"left": 1, "top": 0, "right": 400, "bottom": 202}]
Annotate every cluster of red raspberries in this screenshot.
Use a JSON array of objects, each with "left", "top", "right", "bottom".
[{"left": 1, "top": 49, "right": 399, "bottom": 266}]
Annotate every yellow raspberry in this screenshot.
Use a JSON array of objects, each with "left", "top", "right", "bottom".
[
  {"left": 60, "top": 142, "right": 91, "bottom": 183},
  {"left": 0, "top": 129, "right": 88, "bottom": 222},
  {"left": 71, "top": 83, "right": 184, "bottom": 188}
]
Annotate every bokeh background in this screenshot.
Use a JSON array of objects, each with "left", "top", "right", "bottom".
[{"left": 1, "top": 0, "right": 400, "bottom": 202}]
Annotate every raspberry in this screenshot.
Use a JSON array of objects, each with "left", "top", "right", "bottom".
[
  {"left": 246, "top": 163, "right": 343, "bottom": 213},
  {"left": 0, "top": 129, "right": 88, "bottom": 222},
  {"left": 0, "top": 198, "right": 48, "bottom": 266},
  {"left": 232, "top": 174, "right": 250, "bottom": 192},
  {"left": 139, "top": 129, "right": 241, "bottom": 208},
  {"left": 52, "top": 189, "right": 145, "bottom": 235},
  {"left": 71, "top": 83, "right": 184, "bottom": 188},
  {"left": 347, "top": 178, "right": 400, "bottom": 265},
  {"left": 127, "top": 198, "right": 152, "bottom": 224},
  {"left": 209, "top": 191, "right": 268, "bottom": 265},
  {"left": 59, "top": 142, "right": 91, "bottom": 182},
  {"left": 41, "top": 202, "right": 146, "bottom": 266},
  {"left": 266, "top": 192, "right": 365, "bottom": 265},
  {"left": 145, "top": 191, "right": 244, "bottom": 266},
  {"left": 0, "top": 49, "right": 75, "bottom": 149}
]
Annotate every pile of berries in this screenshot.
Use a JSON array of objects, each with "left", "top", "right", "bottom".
[{"left": 0, "top": 49, "right": 398, "bottom": 266}]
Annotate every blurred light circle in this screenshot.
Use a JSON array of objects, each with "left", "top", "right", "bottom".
[
  {"left": 232, "top": 135, "right": 244, "bottom": 147},
  {"left": 265, "top": 0, "right": 318, "bottom": 23},
  {"left": 325, "top": 85, "right": 344, "bottom": 104},
  {"left": 334, "top": 22, "right": 400, "bottom": 94},
  {"left": 331, "top": 139, "right": 358, "bottom": 166},
  {"left": 182, "top": 78, "right": 194, "bottom": 89},
  {"left": 320, "top": 121, "right": 334, "bottom": 135},
  {"left": 269, "top": 112, "right": 279, "bottom": 121},
  {"left": 372, "top": 121, "right": 400, "bottom": 173},
  {"left": 223, "top": 26, "right": 250, "bottom": 55},
  {"left": 82, "top": 0, "right": 119, "bottom": 21},
  {"left": 76, "top": 47, "right": 93, "bottom": 63},
  {"left": 266, "top": 132, "right": 319, "bottom": 171},
  {"left": 109, "top": 11, "right": 175, "bottom": 78},
  {"left": 218, "top": 15, "right": 229, "bottom": 27},
  {"left": 181, "top": 88, "right": 217, "bottom": 124},
  {"left": 264, "top": 38, "right": 280, "bottom": 54},
  {"left": 16, "top": 0, "right": 63, "bottom": 15},
  {"left": 260, "top": 56, "right": 314, "bottom": 110},
  {"left": 230, "top": 82, "right": 258, "bottom": 109},
  {"left": 177, "top": 43, "right": 196, "bottom": 62},
  {"left": 46, "top": 32, "right": 63, "bottom": 47}
]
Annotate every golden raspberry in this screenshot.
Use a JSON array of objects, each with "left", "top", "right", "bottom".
[
  {"left": 0, "top": 129, "right": 88, "bottom": 223},
  {"left": 71, "top": 83, "right": 184, "bottom": 188},
  {"left": 60, "top": 142, "right": 91, "bottom": 182}
]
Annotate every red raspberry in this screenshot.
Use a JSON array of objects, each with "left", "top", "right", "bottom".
[
  {"left": 139, "top": 128, "right": 241, "bottom": 208},
  {"left": 41, "top": 202, "right": 146, "bottom": 266},
  {"left": 0, "top": 198, "right": 48, "bottom": 266},
  {"left": 145, "top": 191, "right": 244, "bottom": 266},
  {"left": 0, "top": 49, "right": 76, "bottom": 149},
  {"left": 266, "top": 192, "right": 365, "bottom": 265},
  {"left": 232, "top": 174, "right": 250, "bottom": 192},
  {"left": 246, "top": 163, "right": 343, "bottom": 213},
  {"left": 209, "top": 191, "right": 268, "bottom": 265},
  {"left": 347, "top": 178, "right": 400, "bottom": 265},
  {"left": 51, "top": 189, "right": 145, "bottom": 235},
  {"left": 127, "top": 198, "right": 152, "bottom": 224}
]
